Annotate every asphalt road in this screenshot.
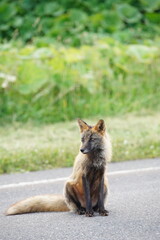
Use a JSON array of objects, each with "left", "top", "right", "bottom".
[{"left": 0, "top": 158, "right": 160, "bottom": 240}]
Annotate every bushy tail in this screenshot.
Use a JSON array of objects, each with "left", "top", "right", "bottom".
[{"left": 5, "top": 194, "right": 69, "bottom": 215}]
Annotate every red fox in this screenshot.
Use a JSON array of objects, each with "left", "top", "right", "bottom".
[{"left": 6, "top": 119, "right": 112, "bottom": 217}]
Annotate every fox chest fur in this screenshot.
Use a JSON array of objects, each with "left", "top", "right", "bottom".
[{"left": 67, "top": 149, "right": 108, "bottom": 208}]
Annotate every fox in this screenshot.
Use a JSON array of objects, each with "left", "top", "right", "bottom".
[{"left": 6, "top": 119, "right": 112, "bottom": 217}]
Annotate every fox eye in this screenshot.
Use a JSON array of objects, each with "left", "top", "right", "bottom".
[
  {"left": 90, "top": 138, "right": 95, "bottom": 141},
  {"left": 81, "top": 137, "right": 84, "bottom": 142}
]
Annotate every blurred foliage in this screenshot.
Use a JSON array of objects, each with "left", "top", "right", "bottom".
[
  {"left": 0, "top": 38, "right": 160, "bottom": 123},
  {"left": 0, "top": 0, "right": 160, "bottom": 46}
]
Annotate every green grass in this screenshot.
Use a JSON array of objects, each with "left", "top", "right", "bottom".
[{"left": 0, "top": 113, "right": 160, "bottom": 174}]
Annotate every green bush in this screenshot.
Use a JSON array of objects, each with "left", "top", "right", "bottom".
[
  {"left": 0, "top": 0, "right": 160, "bottom": 45},
  {"left": 0, "top": 38, "right": 160, "bottom": 123}
]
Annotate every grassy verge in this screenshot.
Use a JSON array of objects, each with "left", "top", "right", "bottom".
[{"left": 0, "top": 113, "right": 160, "bottom": 174}]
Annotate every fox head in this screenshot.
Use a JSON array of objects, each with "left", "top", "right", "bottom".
[{"left": 77, "top": 119, "right": 106, "bottom": 154}]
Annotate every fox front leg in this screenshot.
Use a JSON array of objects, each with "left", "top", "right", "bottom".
[
  {"left": 98, "top": 176, "right": 109, "bottom": 216},
  {"left": 82, "top": 175, "right": 94, "bottom": 217}
]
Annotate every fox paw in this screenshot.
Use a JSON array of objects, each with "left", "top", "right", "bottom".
[
  {"left": 99, "top": 209, "right": 109, "bottom": 216},
  {"left": 85, "top": 210, "right": 94, "bottom": 217},
  {"left": 77, "top": 208, "right": 86, "bottom": 215}
]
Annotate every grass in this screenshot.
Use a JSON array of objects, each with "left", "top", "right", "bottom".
[{"left": 0, "top": 113, "right": 160, "bottom": 174}]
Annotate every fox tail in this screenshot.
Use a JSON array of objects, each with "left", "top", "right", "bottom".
[{"left": 5, "top": 194, "right": 69, "bottom": 215}]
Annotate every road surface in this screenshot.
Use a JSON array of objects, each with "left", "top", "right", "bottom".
[{"left": 0, "top": 158, "right": 160, "bottom": 240}]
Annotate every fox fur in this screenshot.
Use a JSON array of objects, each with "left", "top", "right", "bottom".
[{"left": 6, "top": 119, "right": 112, "bottom": 217}]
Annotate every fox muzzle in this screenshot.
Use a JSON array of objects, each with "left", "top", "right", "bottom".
[{"left": 80, "top": 148, "right": 91, "bottom": 154}]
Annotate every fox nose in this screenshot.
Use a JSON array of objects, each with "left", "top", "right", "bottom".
[
  {"left": 80, "top": 148, "right": 90, "bottom": 154},
  {"left": 80, "top": 148, "right": 84, "bottom": 153}
]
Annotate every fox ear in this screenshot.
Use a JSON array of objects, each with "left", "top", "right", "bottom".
[
  {"left": 94, "top": 119, "right": 105, "bottom": 133},
  {"left": 77, "top": 119, "right": 89, "bottom": 132}
]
